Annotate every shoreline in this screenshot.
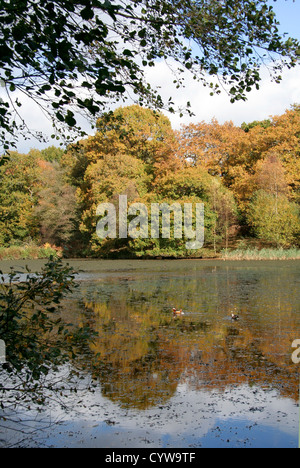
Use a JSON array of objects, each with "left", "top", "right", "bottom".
[
  {"left": 1, "top": 243, "right": 298, "bottom": 266},
  {"left": 0, "top": 255, "right": 300, "bottom": 274}
]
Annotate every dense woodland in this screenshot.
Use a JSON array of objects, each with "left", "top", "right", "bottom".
[{"left": 0, "top": 104, "right": 300, "bottom": 259}]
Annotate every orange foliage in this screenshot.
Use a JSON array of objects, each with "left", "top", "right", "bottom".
[{"left": 176, "top": 106, "right": 300, "bottom": 212}]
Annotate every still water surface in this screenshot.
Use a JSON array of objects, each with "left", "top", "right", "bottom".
[{"left": 2, "top": 259, "right": 300, "bottom": 447}]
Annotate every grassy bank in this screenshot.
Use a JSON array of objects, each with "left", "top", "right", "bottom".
[
  {"left": 1, "top": 243, "right": 300, "bottom": 262},
  {"left": 221, "top": 247, "right": 300, "bottom": 261},
  {"left": 0, "top": 243, "right": 63, "bottom": 261}
]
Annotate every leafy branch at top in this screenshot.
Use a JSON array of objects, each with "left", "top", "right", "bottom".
[{"left": 0, "top": 0, "right": 299, "bottom": 151}]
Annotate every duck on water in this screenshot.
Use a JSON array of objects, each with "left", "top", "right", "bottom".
[
  {"left": 172, "top": 307, "right": 239, "bottom": 320},
  {"left": 172, "top": 308, "right": 184, "bottom": 317}
]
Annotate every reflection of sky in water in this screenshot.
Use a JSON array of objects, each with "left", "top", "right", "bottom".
[{"left": 9, "top": 382, "right": 297, "bottom": 448}]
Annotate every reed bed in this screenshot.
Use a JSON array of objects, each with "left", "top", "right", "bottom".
[
  {"left": 222, "top": 247, "right": 300, "bottom": 261},
  {"left": 0, "top": 244, "right": 62, "bottom": 260}
]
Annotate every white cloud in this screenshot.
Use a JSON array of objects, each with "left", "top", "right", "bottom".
[
  {"left": 2, "top": 61, "right": 300, "bottom": 154},
  {"left": 0, "top": 87, "right": 94, "bottom": 153},
  {"left": 144, "top": 60, "right": 300, "bottom": 129}
]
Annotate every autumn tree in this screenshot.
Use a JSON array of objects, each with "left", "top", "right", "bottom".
[
  {"left": 62, "top": 105, "right": 179, "bottom": 183},
  {"left": 0, "top": 147, "right": 80, "bottom": 249},
  {"left": 208, "top": 180, "right": 238, "bottom": 253},
  {"left": 35, "top": 160, "right": 78, "bottom": 248},
  {"left": 88, "top": 105, "right": 177, "bottom": 170},
  {"left": 150, "top": 166, "right": 237, "bottom": 254},
  {"left": 153, "top": 166, "right": 213, "bottom": 201},
  {"left": 177, "top": 106, "right": 300, "bottom": 216},
  {"left": 1, "top": 104, "right": 299, "bottom": 256},
  {"left": 247, "top": 152, "right": 300, "bottom": 246},
  {"left": 0, "top": 151, "right": 41, "bottom": 245},
  {"left": 77, "top": 152, "right": 149, "bottom": 253},
  {"left": 176, "top": 119, "right": 246, "bottom": 177},
  {"left": 256, "top": 154, "right": 288, "bottom": 205},
  {"left": 1, "top": 0, "right": 299, "bottom": 150},
  {"left": 244, "top": 108, "right": 300, "bottom": 184},
  {"left": 67, "top": 107, "right": 216, "bottom": 256},
  {"left": 248, "top": 190, "right": 300, "bottom": 247}
]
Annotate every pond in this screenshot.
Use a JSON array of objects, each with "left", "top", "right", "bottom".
[{"left": 1, "top": 259, "right": 300, "bottom": 448}]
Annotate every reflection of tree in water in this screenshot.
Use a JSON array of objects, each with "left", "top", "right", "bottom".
[
  {"left": 76, "top": 264, "right": 300, "bottom": 409},
  {"left": 99, "top": 345, "right": 181, "bottom": 410},
  {"left": 83, "top": 299, "right": 182, "bottom": 409},
  {"left": 185, "top": 324, "right": 299, "bottom": 401}
]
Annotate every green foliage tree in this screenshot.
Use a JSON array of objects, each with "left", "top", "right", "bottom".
[
  {"left": 0, "top": 151, "right": 41, "bottom": 245},
  {"left": 79, "top": 152, "right": 149, "bottom": 250},
  {"left": 0, "top": 0, "right": 299, "bottom": 150},
  {"left": 40, "top": 146, "right": 65, "bottom": 163},
  {"left": 248, "top": 190, "right": 300, "bottom": 247},
  {"left": 241, "top": 119, "right": 272, "bottom": 132},
  {"left": 95, "top": 105, "right": 175, "bottom": 168}
]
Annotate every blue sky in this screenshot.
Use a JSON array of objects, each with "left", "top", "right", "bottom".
[
  {"left": 270, "top": 0, "right": 300, "bottom": 39},
  {"left": 6, "top": 0, "right": 300, "bottom": 153}
]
